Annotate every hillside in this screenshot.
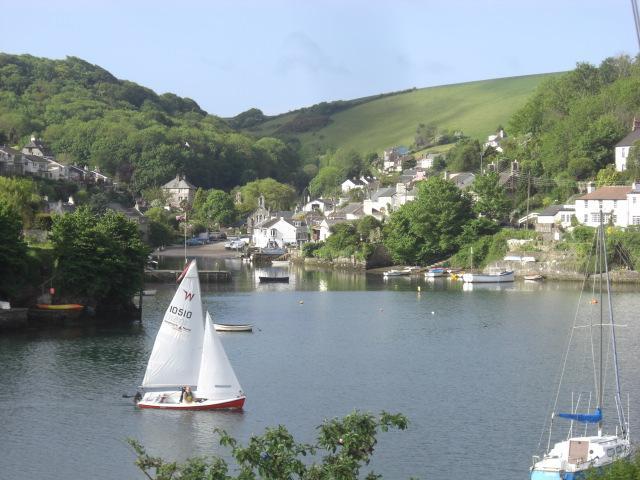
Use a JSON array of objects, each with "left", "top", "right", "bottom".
[
  {"left": 241, "top": 73, "right": 559, "bottom": 158},
  {"left": 0, "top": 53, "right": 302, "bottom": 193}
]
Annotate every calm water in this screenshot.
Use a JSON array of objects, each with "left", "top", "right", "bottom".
[{"left": 2, "top": 259, "right": 640, "bottom": 479}]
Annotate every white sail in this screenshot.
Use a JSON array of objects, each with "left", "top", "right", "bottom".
[
  {"left": 142, "top": 261, "right": 204, "bottom": 388},
  {"left": 196, "top": 312, "right": 243, "bottom": 400}
]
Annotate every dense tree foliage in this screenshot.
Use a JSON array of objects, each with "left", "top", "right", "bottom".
[
  {"left": 194, "top": 189, "right": 237, "bottom": 227},
  {"left": 306, "top": 216, "right": 382, "bottom": 261},
  {"left": 0, "top": 200, "right": 29, "bottom": 300},
  {"left": 0, "top": 177, "right": 40, "bottom": 227},
  {"left": 235, "top": 178, "right": 297, "bottom": 215},
  {"left": 445, "top": 138, "right": 482, "bottom": 172},
  {"left": 129, "top": 410, "right": 408, "bottom": 480},
  {"left": 49, "top": 207, "right": 148, "bottom": 308},
  {"left": 0, "top": 54, "right": 304, "bottom": 193},
  {"left": 507, "top": 56, "right": 640, "bottom": 180},
  {"left": 384, "top": 177, "right": 474, "bottom": 264},
  {"left": 471, "top": 172, "right": 511, "bottom": 222}
]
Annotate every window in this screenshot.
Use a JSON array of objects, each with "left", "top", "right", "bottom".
[
  {"left": 584, "top": 214, "right": 588, "bottom": 223},
  {"left": 633, "top": 216, "right": 640, "bottom": 225},
  {"left": 607, "top": 448, "right": 615, "bottom": 457},
  {"left": 634, "top": 197, "right": 637, "bottom": 204},
  {"left": 599, "top": 200, "right": 603, "bottom": 209},
  {"left": 270, "top": 228, "right": 277, "bottom": 237},
  {"left": 616, "top": 446, "right": 623, "bottom": 454},
  {"left": 591, "top": 213, "right": 601, "bottom": 223},
  {"left": 613, "top": 200, "right": 617, "bottom": 208}
]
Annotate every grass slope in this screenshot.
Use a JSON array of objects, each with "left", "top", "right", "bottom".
[{"left": 247, "top": 73, "right": 559, "bottom": 157}]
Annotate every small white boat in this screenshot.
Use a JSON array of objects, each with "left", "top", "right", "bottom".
[
  {"left": 523, "top": 274, "right": 544, "bottom": 281},
  {"left": 136, "top": 260, "right": 245, "bottom": 410},
  {"left": 383, "top": 268, "right": 412, "bottom": 277},
  {"left": 214, "top": 323, "right": 253, "bottom": 332},
  {"left": 142, "top": 289, "right": 157, "bottom": 296},
  {"left": 271, "top": 260, "right": 290, "bottom": 267},
  {"left": 461, "top": 271, "right": 514, "bottom": 283}
]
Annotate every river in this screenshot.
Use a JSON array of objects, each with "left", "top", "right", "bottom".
[{"left": 2, "top": 258, "right": 639, "bottom": 479}]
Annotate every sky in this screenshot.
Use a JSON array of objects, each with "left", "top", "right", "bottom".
[{"left": 2, "top": 0, "right": 639, "bottom": 117}]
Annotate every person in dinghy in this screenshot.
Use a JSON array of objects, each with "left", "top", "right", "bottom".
[{"left": 136, "top": 260, "right": 246, "bottom": 410}]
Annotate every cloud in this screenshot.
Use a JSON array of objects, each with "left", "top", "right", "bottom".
[{"left": 276, "top": 31, "right": 349, "bottom": 76}]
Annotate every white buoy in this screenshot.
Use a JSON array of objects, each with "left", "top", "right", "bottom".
[
  {"left": 417, "top": 286, "right": 421, "bottom": 292},
  {"left": 431, "top": 311, "right": 435, "bottom": 315},
  {"left": 299, "top": 300, "right": 304, "bottom": 304}
]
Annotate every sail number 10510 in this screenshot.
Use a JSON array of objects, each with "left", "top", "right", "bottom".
[{"left": 169, "top": 306, "right": 192, "bottom": 318}]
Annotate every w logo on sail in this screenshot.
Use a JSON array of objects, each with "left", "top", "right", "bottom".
[{"left": 183, "top": 290, "right": 195, "bottom": 301}]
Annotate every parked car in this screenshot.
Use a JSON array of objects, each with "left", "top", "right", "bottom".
[
  {"left": 209, "top": 231, "right": 226, "bottom": 241},
  {"left": 186, "top": 237, "right": 205, "bottom": 246}
]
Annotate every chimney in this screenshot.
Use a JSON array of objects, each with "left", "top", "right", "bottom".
[
  {"left": 586, "top": 182, "right": 596, "bottom": 194},
  {"left": 443, "top": 170, "right": 449, "bottom": 181}
]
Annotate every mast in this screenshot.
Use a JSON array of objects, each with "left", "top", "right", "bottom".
[
  {"left": 598, "top": 214, "right": 604, "bottom": 436},
  {"left": 601, "top": 213, "right": 627, "bottom": 435}
]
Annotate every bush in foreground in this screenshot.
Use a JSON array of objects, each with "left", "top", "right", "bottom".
[{"left": 129, "top": 410, "right": 409, "bottom": 480}]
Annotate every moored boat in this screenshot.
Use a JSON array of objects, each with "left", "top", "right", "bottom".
[
  {"left": 425, "top": 268, "right": 446, "bottom": 278},
  {"left": 523, "top": 274, "right": 544, "bottom": 281},
  {"left": 461, "top": 271, "right": 514, "bottom": 283},
  {"left": 214, "top": 323, "right": 253, "bottom": 332},
  {"left": 259, "top": 276, "right": 289, "bottom": 283},
  {"left": 137, "top": 260, "right": 245, "bottom": 410},
  {"left": 36, "top": 303, "right": 84, "bottom": 310}
]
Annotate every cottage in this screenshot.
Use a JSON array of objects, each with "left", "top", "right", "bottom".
[
  {"left": 483, "top": 129, "right": 507, "bottom": 153},
  {"left": 535, "top": 204, "right": 575, "bottom": 234},
  {"left": 444, "top": 171, "right": 475, "bottom": 189},
  {"left": 161, "top": 174, "right": 196, "bottom": 208},
  {"left": 302, "top": 198, "right": 335, "bottom": 215},
  {"left": 330, "top": 202, "right": 364, "bottom": 221},
  {"left": 363, "top": 187, "right": 396, "bottom": 220},
  {"left": 21, "top": 136, "right": 51, "bottom": 157},
  {"left": 614, "top": 119, "right": 640, "bottom": 172},
  {"left": 416, "top": 153, "right": 440, "bottom": 170}
]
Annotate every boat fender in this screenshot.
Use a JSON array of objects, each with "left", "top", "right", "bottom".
[{"left": 185, "top": 392, "right": 193, "bottom": 403}]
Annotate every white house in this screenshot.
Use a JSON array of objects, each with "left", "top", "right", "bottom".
[
  {"left": 614, "top": 119, "right": 640, "bottom": 172},
  {"left": 382, "top": 146, "right": 410, "bottom": 172},
  {"left": 363, "top": 187, "right": 396, "bottom": 220},
  {"left": 416, "top": 153, "right": 440, "bottom": 169},
  {"left": 573, "top": 184, "right": 640, "bottom": 228},
  {"left": 302, "top": 198, "right": 335, "bottom": 215},
  {"left": 483, "top": 129, "right": 507, "bottom": 153},
  {"left": 341, "top": 178, "right": 366, "bottom": 193},
  {"left": 252, "top": 216, "right": 309, "bottom": 248},
  {"left": 535, "top": 204, "right": 575, "bottom": 233}
]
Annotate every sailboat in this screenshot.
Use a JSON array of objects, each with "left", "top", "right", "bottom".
[
  {"left": 530, "top": 218, "right": 630, "bottom": 478},
  {"left": 137, "top": 260, "right": 245, "bottom": 410}
]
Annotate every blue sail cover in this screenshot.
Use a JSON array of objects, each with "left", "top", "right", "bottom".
[{"left": 558, "top": 407, "right": 602, "bottom": 424}]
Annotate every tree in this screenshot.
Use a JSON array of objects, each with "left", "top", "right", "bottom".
[
  {"left": 595, "top": 164, "right": 624, "bottom": 187},
  {"left": 129, "top": 410, "right": 408, "bottom": 480},
  {"left": 0, "top": 200, "right": 28, "bottom": 300},
  {"left": 472, "top": 172, "right": 510, "bottom": 222},
  {"left": 237, "top": 178, "right": 297, "bottom": 213},
  {"left": 49, "top": 207, "right": 149, "bottom": 309},
  {"left": 445, "top": 138, "right": 481, "bottom": 172},
  {"left": 309, "top": 166, "right": 342, "bottom": 198},
  {"left": 197, "top": 189, "right": 236, "bottom": 227},
  {"left": 384, "top": 176, "right": 474, "bottom": 264}
]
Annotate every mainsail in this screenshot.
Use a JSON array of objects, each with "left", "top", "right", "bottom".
[
  {"left": 196, "top": 312, "right": 243, "bottom": 400},
  {"left": 142, "top": 261, "right": 204, "bottom": 388}
]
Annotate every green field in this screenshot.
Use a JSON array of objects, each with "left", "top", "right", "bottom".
[{"left": 244, "top": 73, "right": 559, "bottom": 158}]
